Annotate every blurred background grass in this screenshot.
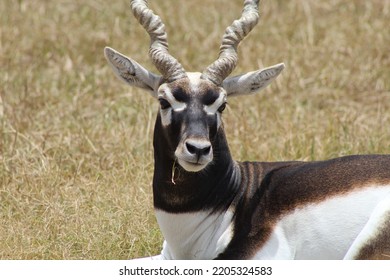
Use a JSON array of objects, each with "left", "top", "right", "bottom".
[{"left": 0, "top": 0, "right": 389, "bottom": 259}]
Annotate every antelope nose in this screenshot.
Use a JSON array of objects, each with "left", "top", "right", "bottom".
[{"left": 185, "top": 140, "right": 212, "bottom": 158}]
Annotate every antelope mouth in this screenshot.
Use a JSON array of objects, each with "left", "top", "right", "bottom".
[{"left": 177, "top": 159, "right": 210, "bottom": 172}]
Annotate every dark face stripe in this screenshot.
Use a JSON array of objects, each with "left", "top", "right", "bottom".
[
  {"left": 201, "top": 89, "right": 220, "bottom": 105},
  {"left": 172, "top": 87, "right": 189, "bottom": 103}
]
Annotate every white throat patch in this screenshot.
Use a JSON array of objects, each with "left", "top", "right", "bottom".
[{"left": 155, "top": 209, "right": 234, "bottom": 260}]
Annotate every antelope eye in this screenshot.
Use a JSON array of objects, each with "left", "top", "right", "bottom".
[
  {"left": 158, "top": 98, "right": 171, "bottom": 110},
  {"left": 217, "top": 103, "right": 227, "bottom": 113}
]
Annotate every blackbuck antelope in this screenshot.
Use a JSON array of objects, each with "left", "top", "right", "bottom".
[{"left": 104, "top": 0, "right": 390, "bottom": 259}]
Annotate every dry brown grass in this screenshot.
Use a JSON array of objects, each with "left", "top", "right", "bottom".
[{"left": 0, "top": 0, "right": 389, "bottom": 259}]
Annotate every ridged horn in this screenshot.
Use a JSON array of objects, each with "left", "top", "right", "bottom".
[
  {"left": 201, "top": 0, "right": 260, "bottom": 86},
  {"left": 130, "top": 0, "right": 187, "bottom": 82}
]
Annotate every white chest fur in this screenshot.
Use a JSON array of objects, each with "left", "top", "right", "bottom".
[{"left": 155, "top": 209, "right": 234, "bottom": 260}]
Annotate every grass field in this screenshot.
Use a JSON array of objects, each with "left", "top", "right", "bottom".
[{"left": 0, "top": 0, "right": 389, "bottom": 259}]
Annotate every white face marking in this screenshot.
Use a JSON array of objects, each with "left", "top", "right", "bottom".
[
  {"left": 160, "top": 108, "right": 172, "bottom": 126},
  {"left": 157, "top": 84, "right": 187, "bottom": 126},
  {"left": 204, "top": 91, "right": 227, "bottom": 115},
  {"left": 176, "top": 157, "right": 208, "bottom": 172},
  {"left": 204, "top": 91, "right": 226, "bottom": 129}
]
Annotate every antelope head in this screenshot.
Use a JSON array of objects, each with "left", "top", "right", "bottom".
[{"left": 104, "top": 0, "right": 284, "bottom": 173}]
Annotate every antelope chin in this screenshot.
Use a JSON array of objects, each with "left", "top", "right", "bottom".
[{"left": 177, "top": 159, "right": 208, "bottom": 172}]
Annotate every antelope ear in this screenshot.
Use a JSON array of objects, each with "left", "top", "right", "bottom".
[
  {"left": 223, "top": 63, "right": 285, "bottom": 97},
  {"left": 104, "top": 47, "right": 161, "bottom": 98}
]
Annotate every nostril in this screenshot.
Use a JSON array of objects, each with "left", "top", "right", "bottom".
[
  {"left": 202, "top": 146, "right": 211, "bottom": 156},
  {"left": 186, "top": 142, "right": 197, "bottom": 155}
]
